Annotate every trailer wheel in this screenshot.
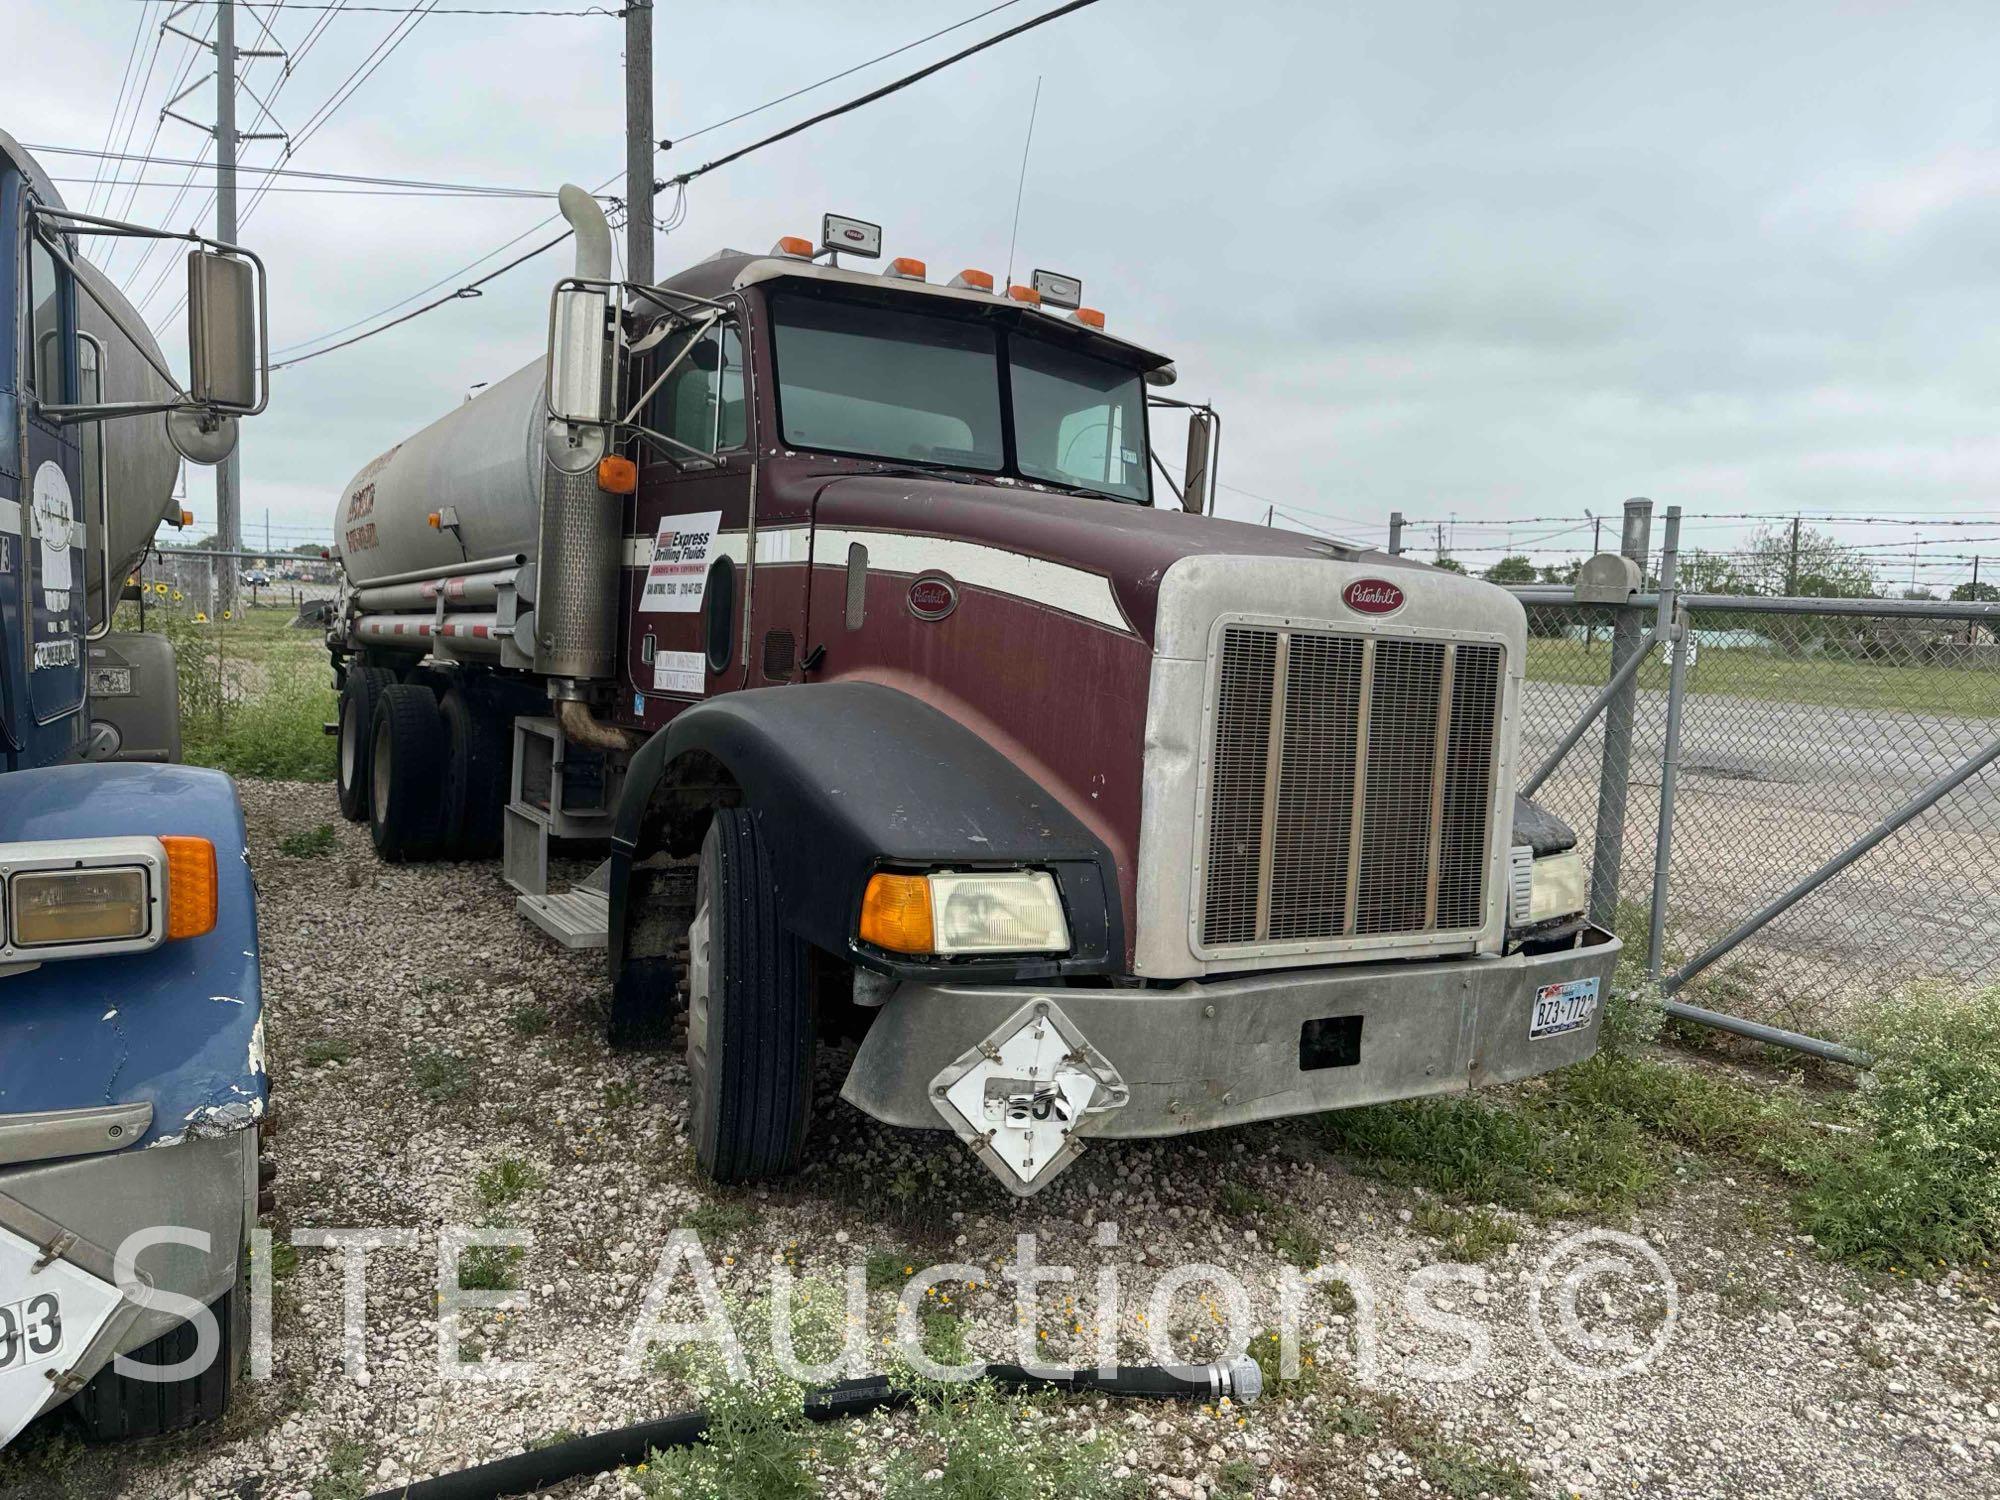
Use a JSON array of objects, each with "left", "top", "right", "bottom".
[
  {"left": 65, "top": 1282, "right": 240, "bottom": 1442},
  {"left": 403, "top": 663, "right": 453, "bottom": 699},
  {"left": 439, "top": 685, "right": 509, "bottom": 859},
  {"left": 369, "top": 684, "right": 447, "bottom": 861},
  {"left": 687, "top": 808, "right": 815, "bottom": 1183},
  {"left": 335, "top": 665, "right": 396, "bottom": 822}
]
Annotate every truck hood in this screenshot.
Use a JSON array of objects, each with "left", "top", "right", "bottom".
[{"left": 805, "top": 471, "right": 1420, "bottom": 642}]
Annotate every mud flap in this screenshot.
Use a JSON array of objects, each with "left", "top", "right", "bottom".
[{"left": 928, "top": 998, "right": 1129, "bottom": 1197}]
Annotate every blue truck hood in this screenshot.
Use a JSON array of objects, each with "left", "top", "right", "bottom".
[{"left": 0, "top": 763, "right": 265, "bottom": 1152}]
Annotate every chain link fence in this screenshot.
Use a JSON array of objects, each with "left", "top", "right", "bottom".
[{"left": 1508, "top": 524, "right": 2000, "bottom": 1045}]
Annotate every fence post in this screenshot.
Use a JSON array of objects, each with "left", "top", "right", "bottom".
[
  {"left": 1588, "top": 497, "right": 1652, "bottom": 928},
  {"left": 1388, "top": 511, "right": 1404, "bottom": 556},
  {"left": 1645, "top": 506, "right": 1684, "bottom": 980}
]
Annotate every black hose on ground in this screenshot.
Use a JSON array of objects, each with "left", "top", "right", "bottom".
[{"left": 364, "top": 1357, "right": 1261, "bottom": 1500}]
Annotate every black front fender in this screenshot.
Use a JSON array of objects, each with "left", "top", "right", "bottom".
[{"left": 609, "top": 683, "right": 1121, "bottom": 981}]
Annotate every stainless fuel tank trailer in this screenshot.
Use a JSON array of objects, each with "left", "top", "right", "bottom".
[{"left": 334, "top": 186, "right": 622, "bottom": 682}]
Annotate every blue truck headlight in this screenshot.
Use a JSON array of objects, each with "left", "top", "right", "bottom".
[{"left": 11, "top": 866, "right": 150, "bottom": 946}]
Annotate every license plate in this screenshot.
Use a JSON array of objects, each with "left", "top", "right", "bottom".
[
  {"left": 0, "top": 1224, "right": 124, "bottom": 1449},
  {"left": 1529, "top": 976, "right": 1599, "bottom": 1039},
  {"left": 88, "top": 665, "right": 133, "bottom": 697}
]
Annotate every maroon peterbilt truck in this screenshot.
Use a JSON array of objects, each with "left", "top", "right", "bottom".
[{"left": 330, "top": 192, "right": 1615, "bottom": 1195}]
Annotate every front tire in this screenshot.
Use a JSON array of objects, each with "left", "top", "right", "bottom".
[
  {"left": 335, "top": 665, "right": 395, "bottom": 822},
  {"left": 687, "top": 809, "right": 815, "bottom": 1183},
  {"left": 65, "top": 1285, "right": 240, "bottom": 1442},
  {"left": 369, "top": 684, "right": 447, "bottom": 861}
]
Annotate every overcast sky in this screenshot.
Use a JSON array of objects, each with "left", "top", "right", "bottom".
[{"left": 8, "top": 0, "right": 1999, "bottom": 585}]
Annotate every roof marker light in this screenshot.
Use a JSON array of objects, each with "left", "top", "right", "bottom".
[
  {"left": 1031, "top": 269, "right": 1082, "bottom": 309},
  {"left": 882, "top": 256, "right": 927, "bottom": 282},
  {"left": 1071, "top": 307, "right": 1107, "bottom": 330},
  {"left": 772, "top": 235, "right": 815, "bottom": 259},
  {"left": 949, "top": 268, "right": 995, "bottom": 292},
  {"left": 1006, "top": 284, "right": 1042, "bottom": 305}
]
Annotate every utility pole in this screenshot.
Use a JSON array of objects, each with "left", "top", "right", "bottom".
[
  {"left": 161, "top": 1, "right": 282, "bottom": 613},
  {"left": 214, "top": 0, "right": 240, "bottom": 616},
  {"left": 1785, "top": 515, "right": 1801, "bottom": 596},
  {"left": 1387, "top": 510, "right": 1404, "bottom": 556},
  {"left": 625, "top": 0, "right": 655, "bottom": 285}
]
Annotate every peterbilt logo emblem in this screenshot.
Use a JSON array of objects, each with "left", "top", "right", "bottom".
[
  {"left": 907, "top": 574, "right": 958, "bottom": 621},
  {"left": 1342, "top": 578, "right": 1405, "bottom": 615}
]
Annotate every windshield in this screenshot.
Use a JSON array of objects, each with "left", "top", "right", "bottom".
[{"left": 769, "top": 291, "right": 1150, "bottom": 502}]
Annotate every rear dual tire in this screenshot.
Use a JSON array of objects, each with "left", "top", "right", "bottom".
[
  {"left": 335, "top": 665, "right": 395, "bottom": 822},
  {"left": 369, "top": 683, "right": 447, "bottom": 861}
]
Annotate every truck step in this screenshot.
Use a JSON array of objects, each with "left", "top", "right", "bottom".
[{"left": 515, "top": 887, "right": 610, "bottom": 949}]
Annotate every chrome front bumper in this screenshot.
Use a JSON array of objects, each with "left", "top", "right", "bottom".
[
  {"left": 0, "top": 1129, "right": 253, "bottom": 1436},
  {"left": 841, "top": 927, "right": 1620, "bottom": 1146}
]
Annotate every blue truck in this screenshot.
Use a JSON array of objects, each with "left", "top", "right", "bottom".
[{"left": 0, "top": 130, "right": 270, "bottom": 1446}]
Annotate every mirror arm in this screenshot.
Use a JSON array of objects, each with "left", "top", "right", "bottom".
[
  {"left": 31, "top": 203, "right": 270, "bottom": 417},
  {"left": 1147, "top": 447, "right": 1186, "bottom": 507},
  {"left": 31, "top": 223, "right": 189, "bottom": 401},
  {"left": 620, "top": 311, "right": 721, "bottom": 427},
  {"left": 629, "top": 421, "right": 721, "bottom": 472}
]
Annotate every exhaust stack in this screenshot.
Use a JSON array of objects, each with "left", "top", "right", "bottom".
[{"left": 559, "top": 184, "right": 612, "bottom": 282}]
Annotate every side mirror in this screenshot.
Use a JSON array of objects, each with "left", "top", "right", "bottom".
[
  {"left": 547, "top": 285, "right": 615, "bottom": 425},
  {"left": 186, "top": 250, "right": 258, "bottom": 410},
  {"left": 1182, "top": 407, "right": 1217, "bottom": 515}
]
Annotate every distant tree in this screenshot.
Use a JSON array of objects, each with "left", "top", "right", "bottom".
[
  {"left": 292, "top": 543, "right": 325, "bottom": 557},
  {"left": 1431, "top": 555, "right": 1468, "bottom": 575},
  {"left": 1676, "top": 549, "right": 1755, "bottom": 595},
  {"left": 1737, "top": 524, "right": 1877, "bottom": 598},
  {"left": 1537, "top": 558, "right": 1583, "bottom": 586},
  {"left": 1482, "top": 555, "right": 1537, "bottom": 585},
  {"left": 1950, "top": 580, "right": 1999, "bottom": 603}
]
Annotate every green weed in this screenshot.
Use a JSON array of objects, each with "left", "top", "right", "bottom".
[
  {"left": 507, "top": 1003, "right": 553, "bottom": 1038},
  {"left": 410, "top": 1049, "right": 473, "bottom": 1102},
  {"left": 1792, "top": 984, "right": 2000, "bottom": 1268},
  {"left": 882, "top": 1381, "right": 1140, "bottom": 1500},
  {"left": 278, "top": 824, "right": 338, "bottom": 858},
  {"left": 311, "top": 1437, "right": 374, "bottom": 1500},
  {"left": 474, "top": 1157, "right": 546, "bottom": 1213}
]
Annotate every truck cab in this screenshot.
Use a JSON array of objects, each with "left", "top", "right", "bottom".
[
  {"left": 330, "top": 194, "right": 1614, "bottom": 1198},
  {"left": 0, "top": 129, "right": 269, "bottom": 1447}
]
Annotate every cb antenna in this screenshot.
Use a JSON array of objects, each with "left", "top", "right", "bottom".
[{"left": 1004, "top": 75, "right": 1044, "bottom": 289}]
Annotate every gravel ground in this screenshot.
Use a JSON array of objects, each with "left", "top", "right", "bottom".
[{"left": 9, "top": 778, "right": 1998, "bottom": 1500}]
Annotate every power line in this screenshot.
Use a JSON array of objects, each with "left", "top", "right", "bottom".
[
  {"left": 31, "top": 146, "right": 564, "bottom": 196},
  {"left": 87, "top": 0, "right": 160, "bottom": 216},
  {"left": 268, "top": 228, "right": 575, "bottom": 369},
  {"left": 113, "top": 1, "right": 616, "bottom": 13},
  {"left": 269, "top": 0, "right": 1103, "bottom": 368},
  {"left": 665, "top": 0, "right": 1105, "bottom": 189},
  {"left": 660, "top": 0, "right": 1026, "bottom": 151}
]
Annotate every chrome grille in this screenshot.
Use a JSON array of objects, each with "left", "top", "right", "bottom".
[{"left": 1201, "top": 626, "right": 1503, "bottom": 950}]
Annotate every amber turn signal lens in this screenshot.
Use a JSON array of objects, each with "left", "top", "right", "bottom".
[
  {"left": 596, "top": 455, "right": 639, "bottom": 495},
  {"left": 161, "top": 836, "right": 218, "bottom": 940},
  {"left": 1006, "top": 284, "right": 1042, "bottom": 304},
  {"left": 951, "top": 268, "right": 995, "bottom": 292},
  {"left": 775, "top": 235, "right": 815, "bottom": 258},
  {"left": 859, "top": 873, "right": 934, "bottom": 955},
  {"left": 1073, "top": 307, "right": 1106, "bottom": 329}
]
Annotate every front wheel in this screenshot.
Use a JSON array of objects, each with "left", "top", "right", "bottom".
[{"left": 687, "top": 808, "right": 815, "bottom": 1183}]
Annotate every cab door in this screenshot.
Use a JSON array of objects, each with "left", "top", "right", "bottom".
[
  {"left": 620, "top": 316, "right": 753, "bottom": 733},
  {"left": 20, "top": 217, "right": 87, "bottom": 746}
]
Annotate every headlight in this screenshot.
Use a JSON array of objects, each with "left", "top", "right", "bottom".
[
  {"left": 0, "top": 835, "right": 216, "bottom": 963},
  {"left": 11, "top": 867, "right": 149, "bottom": 946},
  {"left": 1528, "top": 850, "right": 1586, "bottom": 924},
  {"left": 859, "top": 869, "right": 1071, "bottom": 957}
]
